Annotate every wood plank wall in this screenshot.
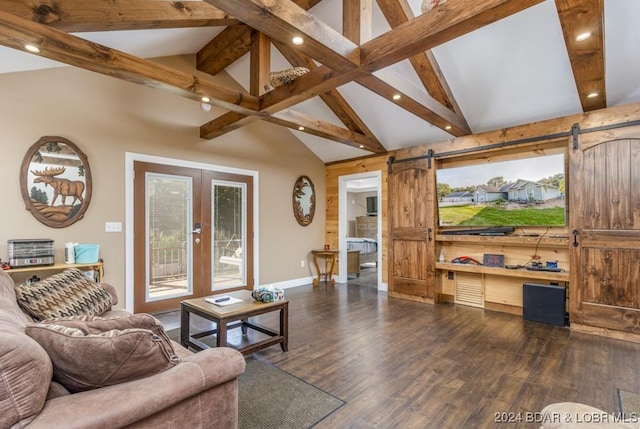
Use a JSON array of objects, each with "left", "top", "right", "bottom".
[
  {"left": 324, "top": 102, "right": 640, "bottom": 299},
  {"left": 325, "top": 156, "right": 388, "bottom": 284}
]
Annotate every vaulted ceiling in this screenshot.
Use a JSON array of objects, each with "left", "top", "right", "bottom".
[{"left": 1, "top": 0, "right": 638, "bottom": 163}]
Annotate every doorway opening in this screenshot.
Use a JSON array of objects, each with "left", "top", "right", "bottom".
[{"left": 338, "top": 172, "right": 383, "bottom": 290}]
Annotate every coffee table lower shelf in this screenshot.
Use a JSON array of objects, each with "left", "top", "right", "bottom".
[{"left": 180, "top": 290, "right": 288, "bottom": 356}]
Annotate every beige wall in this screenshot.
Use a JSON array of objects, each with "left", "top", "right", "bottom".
[
  {"left": 0, "top": 55, "right": 325, "bottom": 308},
  {"left": 347, "top": 192, "right": 373, "bottom": 221}
]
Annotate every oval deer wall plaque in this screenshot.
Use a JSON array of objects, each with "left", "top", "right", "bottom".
[{"left": 20, "top": 136, "right": 92, "bottom": 228}]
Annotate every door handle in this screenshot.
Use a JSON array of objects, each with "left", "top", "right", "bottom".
[
  {"left": 192, "top": 222, "right": 202, "bottom": 234},
  {"left": 572, "top": 229, "right": 579, "bottom": 247}
]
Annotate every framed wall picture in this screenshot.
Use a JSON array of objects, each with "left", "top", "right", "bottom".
[{"left": 20, "top": 136, "right": 92, "bottom": 228}]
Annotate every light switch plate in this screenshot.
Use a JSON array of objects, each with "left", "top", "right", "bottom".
[{"left": 105, "top": 222, "right": 122, "bottom": 232}]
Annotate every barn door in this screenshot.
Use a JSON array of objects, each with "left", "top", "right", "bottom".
[
  {"left": 388, "top": 158, "right": 436, "bottom": 302},
  {"left": 570, "top": 128, "right": 640, "bottom": 335}
]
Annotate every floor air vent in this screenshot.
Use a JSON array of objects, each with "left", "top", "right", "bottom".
[{"left": 455, "top": 272, "right": 484, "bottom": 308}]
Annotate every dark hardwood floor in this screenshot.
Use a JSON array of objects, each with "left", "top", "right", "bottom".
[
  {"left": 155, "top": 283, "right": 640, "bottom": 429},
  {"left": 346, "top": 265, "right": 378, "bottom": 288}
]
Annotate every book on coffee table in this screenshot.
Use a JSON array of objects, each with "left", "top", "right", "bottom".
[{"left": 205, "top": 295, "right": 242, "bottom": 306}]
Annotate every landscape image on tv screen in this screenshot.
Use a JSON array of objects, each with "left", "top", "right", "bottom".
[{"left": 436, "top": 154, "right": 565, "bottom": 227}]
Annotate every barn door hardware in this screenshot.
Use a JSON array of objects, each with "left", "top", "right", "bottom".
[
  {"left": 571, "top": 123, "right": 580, "bottom": 150},
  {"left": 572, "top": 229, "right": 579, "bottom": 247},
  {"left": 387, "top": 119, "right": 640, "bottom": 167},
  {"left": 427, "top": 227, "right": 432, "bottom": 242},
  {"left": 387, "top": 156, "right": 395, "bottom": 173},
  {"left": 386, "top": 150, "right": 435, "bottom": 170},
  {"left": 434, "top": 119, "right": 640, "bottom": 158}
]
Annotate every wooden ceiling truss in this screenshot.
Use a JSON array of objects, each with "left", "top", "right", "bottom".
[
  {"left": 0, "top": 0, "right": 601, "bottom": 155},
  {"left": 555, "top": 0, "right": 606, "bottom": 111}
]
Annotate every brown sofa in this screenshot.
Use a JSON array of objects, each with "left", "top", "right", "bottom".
[{"left": 0, "top": 269, "right": 246, "bottom": 429}]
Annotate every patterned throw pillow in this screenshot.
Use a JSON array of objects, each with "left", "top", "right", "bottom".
[
  {"left": 15, "top": 268, "right": 114, "bottom": 321},
  {"left": 26, "top": 314, "right": 180, "bottom": 393}
]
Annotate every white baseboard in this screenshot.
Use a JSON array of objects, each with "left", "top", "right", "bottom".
[
  {"left": 256, "top": 277, "right": 387, "bottom": 292},
  {"left": 257, "top": 276, "right": 315, "bottom": 290}
]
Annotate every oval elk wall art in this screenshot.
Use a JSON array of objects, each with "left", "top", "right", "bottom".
[{"left": 20, "top": 136, "right": 92, "bottom": 228}]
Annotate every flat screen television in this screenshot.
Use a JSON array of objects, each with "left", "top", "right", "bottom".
[
  {"left": 436, "top": 153, "right": 565, "bottom": 227},
  {"left": 366, "top": 196, "right": 377, "bottom": 216}
]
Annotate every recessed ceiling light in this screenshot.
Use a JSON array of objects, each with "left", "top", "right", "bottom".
[
  {"left": 392, "top": 94, "right": 401, "bottom": 100},
  {"left": 298, "top": 126, "right": 305, "bottom": 131},
  {"left": 201, "top": 96, "right": 210, "bottom": 103},
  {"left": 575, "top": 32, "right": 591, "bottom": 42},
  {"left": 292, "top": 36, "right": 304, "bottom": 46},
  {"left": 359, "top": 145, "right": 364, "bottom": 149},
  {"left": 445, "top": 125, "right": 452, "bottom": 130},
  {"left": 24, "top": 44, "right": 40, "bottom": 53},
  {"left": 587, "top": 92, "right": 599, "bottom": 98}
]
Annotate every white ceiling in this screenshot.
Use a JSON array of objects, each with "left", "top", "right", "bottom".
[{"left": 1, "top": 0, "right": 639, "bottom": 163}]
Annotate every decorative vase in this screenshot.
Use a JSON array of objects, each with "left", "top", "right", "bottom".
[
  {"left": 421, "top": 0, "right": 447, "bottom": 13},
  {"left": 269, "top": 67, "right": 310, "bottom": 88},
  {"left": 252, "top": 286, "right": 285, "bottom": 303}
]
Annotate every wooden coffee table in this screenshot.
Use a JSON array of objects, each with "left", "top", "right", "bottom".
[{"left": 180, "top": 290, "right": 288, "bottom": 355}]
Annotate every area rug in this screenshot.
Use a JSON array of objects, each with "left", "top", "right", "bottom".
[
  {"left": 618, "top": 388, "right": 640, "bottom": 416},
  {"left": 166, "top": 329, "right": 345, "bottom": 428}
]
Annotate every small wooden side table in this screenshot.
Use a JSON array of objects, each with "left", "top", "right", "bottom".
[{"left": 311, "top": 249, "right": 338, "bottom": 286}]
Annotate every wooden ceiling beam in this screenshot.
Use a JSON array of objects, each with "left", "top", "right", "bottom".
[
  {"left": 362, "top": 0, "right": 545, "bottom": 71},
  {"left": 202, "top": 40, "right": 387, "bottom": 152},
  {"left": 343, "top": 0, "right": 372, "bottom": 46},
  {"left": 200, "top": 112, "right": 262, "bottom": 139},
  {"left": 0, "top": 1, "right": 239, "bottom": 32},
  {"left": 274, "top": 41, "right": 382, "bottom": 145},
  {"left": 375, "top": 0, "right": 463, "bottom": 115},
  {"left": 317, "top": 89, "right": 382, "bottom": 145},
  {"left": 200, "top": 106, "right": 385, "bottom": 154},
  {"left": 198, "top": 0, "right": 542, "bottom": 141},
  {"left": 197, "top": 25, "right": 253, "bottom": 76},
  {"left": 197, "top": 0, "right": 324, "bottom": 75},
  {"left": 0, "top": 10, "right": 258, "bottom": 114},
  {"left": 267, "top": 110, "right": 386, "bottom": 153},
  {"left": 3, "top": 0, "right": 542, "bottom": 146},
  {"left": 555, "top": 0, "right": 606, "bottom": 111},
  {"left": 357, "top": 70, "right": 471, "bottom": 136},
  {"left": 260, "top": 67, "right": 364, "bottom": 121},
  {"left": 276, "top": 34, "right": 464, "bottom": 137},
  {"left": 250, "top": 30, "right": 271, "bottom": 96},
  {"left": 202, "top": 0, "right": 360, "bottom": 73},
  {"left": 258, "top": 0, "right": 543, "bottom": 113}
]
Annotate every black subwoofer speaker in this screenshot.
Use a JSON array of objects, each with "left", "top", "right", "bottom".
[{"left": 523, "top": 283, "right": 567, "bottom": 326}]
